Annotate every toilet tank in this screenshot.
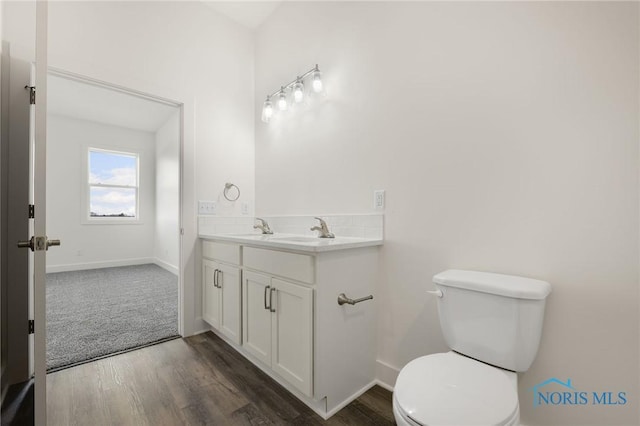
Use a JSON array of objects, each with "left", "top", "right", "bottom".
[{"left": 433, "top": 270, "right": 551, "bottom": 372}]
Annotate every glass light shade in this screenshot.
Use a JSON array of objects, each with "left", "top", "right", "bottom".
[
  {"left": 312, "top": 70, "right": 323, "bottom": 93},
  {"left": 293, "top": 80, "right": 305, "bottom": 103},
  {"left": 278, "top": 91, "right": 288, "bottom": 111},
  {"left": 261, "top": 98, "right": 273, "bottom": 123}
]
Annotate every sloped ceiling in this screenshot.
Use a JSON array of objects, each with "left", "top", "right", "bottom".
[{"left": 202, "top": 1, "right": 281, "bottom": 30}]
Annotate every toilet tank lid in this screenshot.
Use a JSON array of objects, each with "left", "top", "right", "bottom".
[{"left": 433, "top": 269, "right": 551, "bottom": 300}]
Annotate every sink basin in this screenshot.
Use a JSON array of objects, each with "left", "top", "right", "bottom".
[
  {"left": 216, "top": 234, "right": 336, "bottom": 244},
  {"left": 271, "top": 236, "right": 323, "bottom": 243}
]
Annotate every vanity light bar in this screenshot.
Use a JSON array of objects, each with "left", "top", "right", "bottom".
[{"left": 261, "top": 64, "right": 324, "bottom": 123}]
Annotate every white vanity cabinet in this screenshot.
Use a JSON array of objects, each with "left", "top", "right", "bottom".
[
  {"left": 269, "top": 278, "right": 313, "bottom": 396},
  {"left": 242, "top": 247, "right": 314, "bottom": 397},
  {"left": 200, "top": 237, "right": 379, "bottom": 419},
  {"left": 202, "top": 241, "right": 242, "bottom": 345},
  {"left": 241, "top": 271, "right": 272, "bottom": 365}
]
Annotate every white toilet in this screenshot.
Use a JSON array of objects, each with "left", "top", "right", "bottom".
[{"left": 393, "top": 269, "right": 551, "bottom": 426}]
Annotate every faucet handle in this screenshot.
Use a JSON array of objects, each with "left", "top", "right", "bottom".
[
  {"left": 313, "top": 217, "right": 328, "bottom": 228},
  {"left": 311, "top": 217, "right": 334, "bottom": 238},
  {"left": 254, "top": 217, "right": 273, "bottom": 234}
]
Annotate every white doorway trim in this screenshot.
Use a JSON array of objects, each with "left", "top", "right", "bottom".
[{"left": 48, "top": 67, "right": 181, "bottom": 107}]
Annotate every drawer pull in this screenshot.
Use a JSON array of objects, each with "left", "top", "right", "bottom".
[
  {"left": 269, "top": 287, "right": 276, "bottom": 313},
  {"left": 264, "top": 285, "right": 271, "bottom": 310},
  {"left": 337, "top": 293, "right": 373, "bottom": 306},
  {"left": 213, "top": 269, "right": 219, "bottom": 288}
]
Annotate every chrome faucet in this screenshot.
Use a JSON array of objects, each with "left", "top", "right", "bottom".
[
  {"left": 254, "top": 217, "right": 273, "bottom": 235},
  {"left": 310, "top": 217, "right": 335, "bottom": 238}
]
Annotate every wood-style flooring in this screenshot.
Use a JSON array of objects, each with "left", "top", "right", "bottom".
[{"left": 47, "top": 331, "right": 395, "bottom": 425}]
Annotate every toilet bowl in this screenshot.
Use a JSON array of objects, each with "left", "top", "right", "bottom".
[
  {"left": 392, "top": 270, "right": 551, "bottom": 426},
  {"left": 393, "top": 352, "right": 519, "bottom": 426}
]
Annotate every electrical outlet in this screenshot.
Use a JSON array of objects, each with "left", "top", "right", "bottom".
[
  {"left": 198, "top": 201, "right": 217, "bottom": 215},
  {"left": 374, "top": 190, "right": 385, "bottom": 210}
]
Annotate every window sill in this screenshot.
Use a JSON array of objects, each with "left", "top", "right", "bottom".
[{"left": 82, "top": 218, "right": 144, "bottom": 226}]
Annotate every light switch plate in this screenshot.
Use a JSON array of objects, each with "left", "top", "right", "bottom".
[
  {"left": 198, "top": 201, "right": 217, "bottom": 215},
  {"left": 241, "top": 202, "right": 249, "bottom": 215},
  {"left": 374, "top": 190, "right": 385, "bottom": 210}
]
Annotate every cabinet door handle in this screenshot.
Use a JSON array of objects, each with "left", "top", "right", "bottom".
[
  {"left": 217, "top": 270, "right": 223, "bottom": 289},
  {"left": 213, "top": 269, "right": 218, "bottom": 288},
  {"left": 269, "top": 287, "right": 276, "bottom": 313},
  {"left": 264, "top": 285, "right": 271, "bottom": 310}
]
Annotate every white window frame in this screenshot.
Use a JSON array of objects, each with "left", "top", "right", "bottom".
[{"left": 84, "top": 147, "right": 141, "bottom": 224}]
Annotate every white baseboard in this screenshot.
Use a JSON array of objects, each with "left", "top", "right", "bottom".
[
  {"left": 376, "top": 359, "right": 400, "bottom": 391},
  {"left": 323, "top": 380, "right": 377, "bottom": 419},
  {"left": 154, "top": 258, "right": 178, "bottom": 275},
  {"left": 46, "top": 257, "right": 155, "bottom": 273},
  {"left": 191, "top": 317, "right": 212, "bottom": 338},
  {"left": 190, "top": 317, "right": 212, "bottom": 338},
  {"left": 375, "top": 379, "right": 394, "bottom": 393}
]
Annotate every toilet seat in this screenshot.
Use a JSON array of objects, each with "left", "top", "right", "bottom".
[{"left": 394, "top": 352, "right": 519, "bottom": 426}]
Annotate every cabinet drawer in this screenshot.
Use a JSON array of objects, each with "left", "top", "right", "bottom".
[
  {"left": 243, "top": 247, "right": 314, "bottom": 284},
  {"left": 203, "top": 240, "right": 240, "bottom": 265}
]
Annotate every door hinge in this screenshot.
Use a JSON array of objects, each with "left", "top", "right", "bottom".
[
  {"left": 28, "top": 204, "right": 34, "bottom": 219},
  {"left": 25, "top": 85, "right": 36, "bottom": 105},
  {"left": 28, "top": 320, "right": 34, "bottom": 334}
]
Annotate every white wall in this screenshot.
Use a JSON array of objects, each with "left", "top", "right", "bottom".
[
  {"left": 255, "top": 2, "right": 639, "bottom": 425},
  {"left": 154, "top": 110, "right": 180, "bottom": 274},
  {"left": 2, "top": 0, "right": 256, "bottom": 335},
  {"left": 46, "top": 115, "right": 156, "bottom": 272},
  {"left": 1, "top": 1, "right": 32, "bottom": 62}
]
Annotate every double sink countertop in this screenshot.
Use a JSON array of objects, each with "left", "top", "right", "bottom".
[{"left": 199, "top": 232, "right": 383, "bottom": 253}]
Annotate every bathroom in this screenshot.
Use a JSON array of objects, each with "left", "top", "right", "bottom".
[{"left": 1, "top": 1, "right": 638, "bottom": 425}]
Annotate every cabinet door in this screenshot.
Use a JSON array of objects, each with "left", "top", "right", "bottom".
[
  {"left": 242, "top": 271, "right": 272, "bottom": 366},
  {"left": 271, "top": 278, "right": 313, "bottom": 397},
  {"left": 218, "top": 263, "right": 242, "bottom": 345},
  {"left": 202, "top": 259, "right": 220, "bottom": 328}
]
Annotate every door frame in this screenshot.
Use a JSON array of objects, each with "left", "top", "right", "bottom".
[
  {"left": 34, "top": 3, "right": 48, "bottom": 423},
  {"left": 46, "top": 66, "right": 187, "bottom": 337}
]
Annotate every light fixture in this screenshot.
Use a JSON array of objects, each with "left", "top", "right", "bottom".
[
  {"left": 293, "top": 77, "right": 305, "bottom": 103},
  {"left": 311, "top": 65, "right": 323, "bottom": 93},
  {"left": 277, "top": 87, "right": 288, "bottom": 111},
  {"left": 261, "top": 96, "right": 273, "bottom": 123},
  {"left": 260, "top": 64, "right": 324, "bottom": 124}
]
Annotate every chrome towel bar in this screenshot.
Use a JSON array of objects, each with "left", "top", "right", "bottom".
[{"left": 337, "top": 293, "right": 373, "bottom": 306}]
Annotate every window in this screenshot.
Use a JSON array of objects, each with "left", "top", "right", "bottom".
[{"left": 88, "top": 149, "right": 139, "bottom": 220}]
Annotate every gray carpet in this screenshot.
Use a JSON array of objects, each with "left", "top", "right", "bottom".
[{"left": 46, "top": 264, "right": 178, "bottom": 370}]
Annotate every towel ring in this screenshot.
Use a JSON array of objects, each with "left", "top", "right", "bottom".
[{"left": 223, "top": 182, "right": 240, "bottom": 201}]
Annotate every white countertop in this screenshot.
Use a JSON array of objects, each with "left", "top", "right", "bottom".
[{"left": 199, "top": 232, "right": 383, "bottom": 253}]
